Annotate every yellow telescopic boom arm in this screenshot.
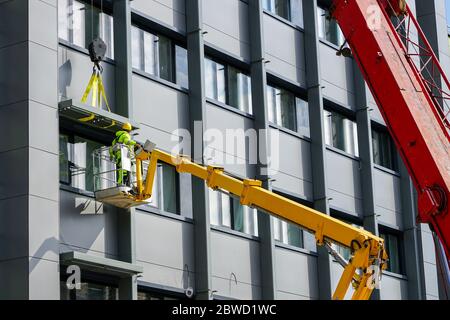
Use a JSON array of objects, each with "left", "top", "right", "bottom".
[{"left": 134, "top": 143, "right": 388, "bottom": 300}]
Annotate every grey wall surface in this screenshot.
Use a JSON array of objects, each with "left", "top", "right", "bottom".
[
  {"left": 275, "top": 247, "right": 318, "bottom": 300},
  {"left": 379, "top": 274, "right": 409, "bottom": 300},
  {"left": 0, "top": 0, "right": 60, "bottom": 299},
  {"left": 203, "top": 0, "right": 250, "bottom": 60},
  {"left": 205, "top": 103, "right": 256, "bottom": 178},
  {"left": 419, "top": 223, "right": 440, "bottom": 300},
  {"left": 326, "top": 150, "right": 362, "bottom": 217},
  {"left": 373, "top": 168, "right": 403, "bottom": 229},
  {"left": 263, "top": 13, "right": 306, "bottom": 86},
  {"left": 135, "top": 211, "right": 195, "bottom": 290},
  {"left": 132, "top": 74, "right": 190, "bottom": 154},
  {"left": 59, "top": 190, "right": 119, "bottom": 259},
  {"left": 320, "top": 44, "right": 355, "bottom": 109},
  {"left": 211, "top": 230, "right": 261, "bottom": 299},
  {"left": 269, "top": 129, "right": 313, "bottom": 201},
  {"left": 131, "top": 0, "right": 186, "bottom": 32}
]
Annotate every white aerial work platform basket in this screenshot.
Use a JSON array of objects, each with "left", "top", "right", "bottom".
[{"left": 92, "top": 144, "right": 150, "bottom": 209}]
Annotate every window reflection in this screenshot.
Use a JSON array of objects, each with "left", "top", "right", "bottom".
[{"left": 58, "top": 0, "right": 114, "bottom": 59}]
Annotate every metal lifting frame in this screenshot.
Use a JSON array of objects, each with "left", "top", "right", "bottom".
[
  {"left": 331, "top": 0, "right": 450, "bottom": 260},
  {"left": 132, "top": 145, "right": 387, "bottom": 300}
]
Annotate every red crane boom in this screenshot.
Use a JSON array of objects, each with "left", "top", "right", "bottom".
[{"left": 331, "top": 0, "right": 450, "bottom": 260}]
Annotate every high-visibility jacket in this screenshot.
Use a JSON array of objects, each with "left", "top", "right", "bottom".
[{"left": 110, "top": 130, "right": 136, "bottom": 162}]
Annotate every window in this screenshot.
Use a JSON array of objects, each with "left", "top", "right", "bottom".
[
  {"left": 176, "top": 46, "right": 189, "bottom": 89},
  {"left": 228, "top": 66, "right": 253, "bottom": 114},
  {"left": 131, "top": 25, "right": 189, "bottom": 88},
  {"left": 272, "top": 193, "right": 309, "bottom": 248},
  {"left": 372, "top": 128, "right": 398, "bottom": 171},
  {"left": 317, "top": 6, "right": 345, "bottom": 46},
  {"left": 263, "top": 0, "right": 290, "bottom": 21},
  {"left": 58, "top": 0, "right": 114, "bottom": 59},
  {"left": 205, "top": 57, "right": 253, "bottom": 114},
  {"left": 138, "top": 290, "right": 178, "bottom": 300},
  {"left": 380, "top": 231, "right": 403, "bottom": 274},
  {"left": 267, "top": 85, "right": 310, "bottom": 136},
  {"left": 205, "top": 58, "right": 226, "bottom": 104},
  {"left": 273, "top": 218, "right": 303, "bottom": 248},
  {"left": 263, "top": 0, "right": 304, "bottom": 27},
  {"left": 147, "top": 163, "right": 180, "bottom": 215},
  {"left": 209, "top": 189, "right": 258, "bottom": 236},
  {"left": 324, "top": 110, "right": 359, "bottom": 157},
  {"left": 60, "top": 133, "right": 104, "bottom": 192},
  {"left": 60, "top": 280, "right": 118, "bottom": 300}
]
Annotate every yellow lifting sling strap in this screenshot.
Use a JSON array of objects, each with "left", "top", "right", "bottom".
[{"left": 80, "top": 66, "right": 116, "bottom": 129}]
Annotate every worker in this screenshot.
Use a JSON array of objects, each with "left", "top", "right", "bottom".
[{"left": 110, "top": 123, "right": 137, "bottom": 187}]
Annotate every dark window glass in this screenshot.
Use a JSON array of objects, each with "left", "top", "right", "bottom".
[
  {"left": 209, "top": 190, "right": 258, "bottom": 236},
  {"left": 228, "top": 66, "right": 252, "bottom": 114},
  {"left": 317, "top": 7, "right": 344, "bottom": 46},
  {"left": 324, "top": 110, "right": 359, "bottom": 156},
  {"left": 131, "top": 25, "right": 188, "bottom": 88},
  {"left": 263, "top": 0, "right": 290, "bottom": 21},
  {"left": 60, "top": 281, "right": 118, "bottom": 300},
  {"left": 380, "top": 232, "right": 403, "bottom": 274},
  {"left": 161, "top": 163, "right": 179, "bottom": 214},
  {"left": 175, "top": 46, "right": 189, "bottom": 88},
  {"left": 138, "top": 290, "right": 178, "bottom": 300},
  {"left": 273, "top": 192, "right": 307, "bottom": 248},
  {"left": 263, "top": 0, "right": 304, "bottom": 27},
  {"left": 205, "top": 57, "right": 226, "bottom": 104},
  {"left": 145, "top": 163, "right": 180, "bottom": 215},
  {"left": 267, "top": 85, "right": 310, "bottom": 136},
  {"left": 158, "top": 36, "right": 173, "bottom": 82},
  {"left": 59, "top": 133, "right": 104, "bottom": 192},
  {"left": 205, "top": 58, "right": 252, "bottom": 114},
  {"left": 372, "top": 128, "right": 397, "bottom": 171}
]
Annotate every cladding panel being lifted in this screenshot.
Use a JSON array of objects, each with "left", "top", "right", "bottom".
[{"left": 58, "top": 99, "right": 140, "bottom": 134}]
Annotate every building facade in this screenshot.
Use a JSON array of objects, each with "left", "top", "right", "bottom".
[{"left": 0, "top": 0, "right": 449, "bottom": 300}]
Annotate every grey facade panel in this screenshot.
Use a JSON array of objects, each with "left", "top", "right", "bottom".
[
  {"left": 132, "top": 74, "right": 189, "bottom": 138},
  {"left": 419, "top": 225, "right": 440, "bottom": 299},
  {"left": 326, "top": 150, "right": 363, "bottom": 217},
  {"left": 135, "top": 211, "right": 194, "bottom": 289},
  {"left": 203, "top": 0, "right": 250, "bottom": 60},
  {"left": 0, "top": 257, "right": 29, "bottom": 300},
  {"left": 211, "top": 230, "right": 262, "bottom": 299},
  {"left": 0, "top": 196, "right": 29, "bottom": 261},
  {"left": 379, "top": 274, "right": 409, "bottom": 300},
  {"left": 263, "top": 14, "right": 306, "bottom": 86},
  {"left": 131, "top": 0, "right": 186, "bottom": 32},
  {"left": 275, "top": 247, "right": 319, "bottom": 299},
  {"left": 205, "top": 103, "right": 256, "bottom": 177},
  {"left": 0, "top": 42, "right": 29, "bottom": 107},
  {"left": 320, "top": 44, "right": 355, "bottom": 110},
  {"left": 59, "top": 191, "right": 119, "bottom": 259},
  {"left": 373, "top": 168, "right": 403, "bottom": 229},
  {"left": 28, "top": 258, "right": 60, "bottom": 300},
  {"left": 269, "top": 129, "right": 313, "bottom": 200}
]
